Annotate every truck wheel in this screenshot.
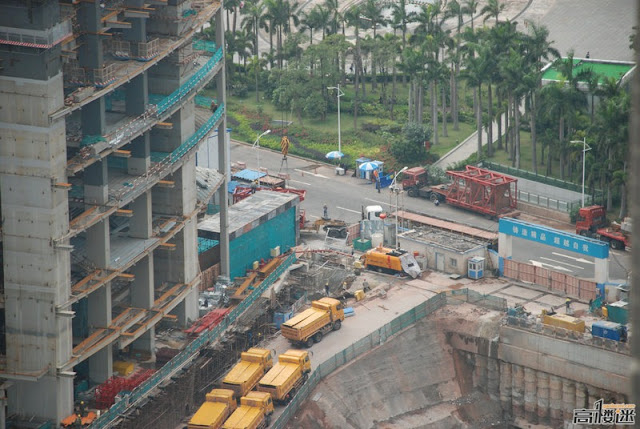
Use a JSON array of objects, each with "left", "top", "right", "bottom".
[
  {"left": 305, "top": 337, "right": 314, "bottom": 348},
  {"left": 333, "top": 320, "right": 342, "bottom": 331},
  {"left": 611, "top": 239, "right": 623, "bottom": 250},
  {"left": 430, "top": 193, "right": 439, "bottom": 202},
  {"left": 408, "top": 188, "right": 417, "bottom": 197},
  {"left": 313, "top": 331, "right": 324, "bottom": 343},
  {"left": 265, "top": 415, "right": 272, "bottom": 427}
]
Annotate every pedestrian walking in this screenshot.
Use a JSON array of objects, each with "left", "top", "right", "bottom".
[
  {"left": 565, "top": 298, "right": 572, "bottom": 312},
  {"left": 324, "top": 282, "right": 330, "bottom": 296}
]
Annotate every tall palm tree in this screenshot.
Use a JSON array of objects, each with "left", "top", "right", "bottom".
[
  {"left": 462, "top": 43, "right": 490, "bottom": 161},
  {"left": 481, "top": 0, "right": 504, "bottom": 24},
  {"left": 324, "top": 0, "right": 341, "bottom": 35},
  {"left": 241, "top": 0, "right": 268, "bottom": 101},
  {"left": 345, "top": 5, "right": 364, "bottom": 129},
  {"left": 522, "top": 20, "right": 559, "bottom": 172},
  {"left": 361, "top": 0, "right": 388, "bottom": 91},
  {"left": 390, "top": 0, "right": 415, "bottom": 87},
  {"left": 463, "top": 0, "right": 479, "bottom": 30},
  {"left": 446, "top": 0, "right": 465, "bottom": 130},
  {"left": 300, "top": 7, "right": 319, "bottom": 44},
  {"left": 315, "top": 5, "right": 332, "bottom": 40}
]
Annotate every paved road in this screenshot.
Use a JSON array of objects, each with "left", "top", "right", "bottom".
[{"left": 229, "top": 140, "right": 632, "bottom": 281}]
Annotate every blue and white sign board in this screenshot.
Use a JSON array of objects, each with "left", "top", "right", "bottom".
[{"left": 498, "top": 218, "right": 609, "bottom": 259}]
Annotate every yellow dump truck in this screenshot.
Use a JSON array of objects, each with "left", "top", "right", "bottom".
[
  {"left": 221, "top": 348, "right": 273, "bottom": 398},
  {"left": 188, "top": 388, "right": 237, "bottom": 429},
  {"left": 221, "top": 391, "right": 274, "bottom": 429},
  {"left": 281, "top": 297, "right": 344, "bottom": 348},
  {"left": 257, "top": 350, "right": 311, "bottom": 404},
  {"left": 361, "top": 246, "right": 421, "bottom": 278}
]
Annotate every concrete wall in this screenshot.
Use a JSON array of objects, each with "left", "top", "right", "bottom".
[
  {"left": 518, "top": 201, "right": 571, "bottom": 223},
  {"left": 499, "top": 325, "right": 630, "bottom": 394}
]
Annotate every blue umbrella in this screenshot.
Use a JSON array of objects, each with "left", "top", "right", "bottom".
[
  {"left": 325, "top": 150, "right": 344, "bottom": 160},
  {"left": 359, "top": 161, "right": 380, "bottom": 171}
]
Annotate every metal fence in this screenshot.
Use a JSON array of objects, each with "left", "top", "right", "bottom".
[
  {"left": 269, "top": 292, "right": 448, "bottom": 429},
  {"left": 89, "top": 253, "right": 297, "bottom": 429},
  {"left": 445, "top": 288, "right": 508, "bottom": 312},
  {"left": 482, "top": 161, "right": 602, "bottom": 213}
]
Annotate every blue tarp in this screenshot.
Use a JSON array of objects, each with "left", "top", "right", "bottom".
[
  {"left": 198, "top": 237, "right": 219, "bottom": 253},
  {"left": 228, "top": 180, "right": 240, "bottom": 193},
  {"left": 232, "top": 169, "right": 267, "bottom": 182}
]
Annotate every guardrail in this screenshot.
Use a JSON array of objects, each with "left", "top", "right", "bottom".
[
  {"left": 156, "top": 47, "right": 223, "bottom": 116},
  {"left": 270, "top": 292, "right": 448, "bottom": 429},
  {"left": 89, "top": 252, "right": 297, "bottom": 429},
  {"left": 482, "top": 161, "right": 603, "bottom": 213}
]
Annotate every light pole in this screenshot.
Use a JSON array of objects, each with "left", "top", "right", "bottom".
[
  {"left": 390, "top": 166, "right": 408, "bottom": 249},
  {"left": 252, "top": 129, "right": 271, "bottom": 172},
  {"left": 571, "top": 137, "right": 591, "bottom": 207},
  {"left": 327, "top": 84, "right": 344, "bottom": 153}
]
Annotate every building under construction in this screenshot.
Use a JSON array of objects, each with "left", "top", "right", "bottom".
[{"left": 0, "top": 0, "right": 229, "bottom": 425}]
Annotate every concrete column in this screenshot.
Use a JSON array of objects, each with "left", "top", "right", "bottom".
[
  {"left": 512, "top": 364, "right": 524, "bottom": 418},
  {"left": 487, "top": 357, "right": 500, "bottom": 400},
  {"left": 78, "top": 1, "right": 103, "bottom": 69},
  {"left": 130, "top": 256, "right": 155, "bottom": 356},
  {"left": 524, "top": 367, "right": 538, "bottom": 423},
  {"left": 129, "top": 191, "right": 152, "bottom": 239},
  {"left": 549, "top": 375, "right": 563, "bottom": 427},
  {"left": 575, "top": 382, "right": 588, "bottom": 410},
  {"left": 498, "top": 233, "right": 513, "bottom": 258},
  {"left": 562, "top": 379, "right": 576, "bottom": 422},
  {"left": 86, "top": 219, "right": 110, "bottom": 268},
  {"left": 128, "top": 133, "right": 151, "bottom": 175},
  {"left": 587, "top": 385, "right": 600, "bottom": 410},
  {"left": 125, "top": 72, "right": 148, "bottom": 117},
  {"left": 536, "top": 371, "right": 550, "bottom": 424},
  {"left": 81, "top": 98, "right": 106, "bottom": 136},
  {"left": 88, "top": 283, "right": 112, "bottom": 383},
  {"left": 499, "top": 361, "right": 512, "bottom": 417},
  {"left": 84, "top": 160, "right": 109, "bottom": 205},
  {"left": 215, "top": 5, "right": 230, "bottom": 279},
  {"left": 594, "top": 257, "right": 609, "bottom": 284}
]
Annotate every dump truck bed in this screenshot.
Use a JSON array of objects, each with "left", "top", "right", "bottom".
[
  {"left": 222, "top": 406, "right": 263, "bottom": 429},
  {"left": 281, "top": 308, "right": 329, "bottom": 341},
  {"left": 188, "top": 402, "right": 230, "bottom": 429},
  {"left": 259, "top": 363, "right": 298, "bottom": 387},
  {"left": 221, "top": 361, "right": 263, "bottom": 396}
]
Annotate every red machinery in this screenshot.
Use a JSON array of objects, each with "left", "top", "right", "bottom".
[
  {"left": 576, "top": 205, "right": 631, "bottom": 250},
  {"left": 94, "top": 369, "right": 155, "bottom": 409},
  {"left": 232, "top": 186, "right": 306, "bottom": 204},
  {"left": 431, "top": 165, "right": 518, "bottom": 218},
  {"left": 184, "top": 308, "right": 230, "bottom": 336}
]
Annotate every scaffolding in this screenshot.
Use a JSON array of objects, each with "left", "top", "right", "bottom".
[
  {"left": 111, "top": 40, "right": 131, "bottom": 60},
  {"left": 0, "top": 20, "right": 72, "bottom": 49},
  {"left": 135, "top": 39, "right": 159, "bottom": 61},
  {"left": 92, "top": 63, "right": 118, "bottom": 88}
]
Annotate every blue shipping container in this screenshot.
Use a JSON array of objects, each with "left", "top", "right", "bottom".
[
  {"left": 591, "top": 320, "right": 625, "bottom": 341},
  {"left": 274, "top": 311, "right": 293, "bottom": 330}
]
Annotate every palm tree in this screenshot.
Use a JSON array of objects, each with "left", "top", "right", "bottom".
[
  {"left": 324, "top": 0, "right": 341, "bottom": 35},
  {"left": 315, "top": 5, "right": 332, "bottom": 40},
  {"left": 480, "top": 0, "right": 505, "bottom": 24},
  {"left": 462, "top": 43, "right": 490, "bottom": 161},
  {"left": 300, "top": 7, "right": 319, "bottom": 44},
  {"left": 345, "top": 5, "right": 364, "bottom": 129},
  {"left": 390, "top": 0, "right": 415, "bottom": 87},
  {"left": 521, "top": 20, "right": 559, "bottom": 172},
  {"left": 241, "top": 0, "right": 268, "bottom": 101},
  {"left": 361, "top": 0, "right": 388, "bottom": 91},
  {"left": 463, "top": 0, "right": 479, "bottom": 30},
  {"left": 446, "top": 0, "right": 465, "bottom": 130}
]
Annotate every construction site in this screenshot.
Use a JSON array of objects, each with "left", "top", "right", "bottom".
[{"left": 0, "top": 1, "right": 634, "bottom": 429}]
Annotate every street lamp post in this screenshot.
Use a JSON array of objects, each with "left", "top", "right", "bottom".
[
  {"left": 390, "top": 166, "right": 408, "bottom": 249},
  {"left": 252, "top": 129, "right": 271, "bottom": 172},
  {"left": 327, "top": 84, "right": 344, "bottom": 153},
  {"left": 571, "top": 137, "right": 591, "bottom": 207}
]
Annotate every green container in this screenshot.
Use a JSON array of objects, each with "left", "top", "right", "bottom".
[
  {"left": 607, "top": 300, "right": 628, "bottom": 325},
  {"left": 353, "top": 238, "right": 372, "bottom": 252}
]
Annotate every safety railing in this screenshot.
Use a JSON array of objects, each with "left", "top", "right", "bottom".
[
  {"left": 109, "top": 103, "right": 224, "bottom": 203},
  {"left": 156, "top": 47, "right": 223, "bottom": 116},
  {"left": 270, "top": 292, "right": 448, "bottom": 429},
  {"left": 89, "top": 252, "right": 297, "bottom": 429}
]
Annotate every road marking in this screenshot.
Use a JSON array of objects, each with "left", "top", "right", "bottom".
[
  {"left": 540, "top": 257, "right": 584, "bottom": 270},
  {"left": 364, "top": 198, "right": 392, "bottom": 206},
  {"left": 551, "top": 252, "right": 594, "bottom": 264},
  {"left": 337, "top": 206, "right": 361, "bottom": 214},
  {"left": 289, "top": 179, "right": 311, "bottom": 186},
  {"left": 294, "top": 168, "right": 328, "bottom": 178},
  {"left": 529, "top": 260, "right": 572, "bottom": 272}
]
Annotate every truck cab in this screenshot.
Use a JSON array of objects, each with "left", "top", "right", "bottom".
[
  {"left": 576, "top": 205, "right": 607, "bottom": 235},
  {"left": 401, "top": 167, "right": 428, "bottom": 190},
  {"left": 239, "top": 391, "right": 274, "bottom": 415},
  {"left": 364, "top": 205, "right": 383, "bottom": 220},
  {"left": 279, "top": 349, "right": 311, "bottom": 374},
  {"left": 243, "top": 348, "right": 273, "bottom": 370}
]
